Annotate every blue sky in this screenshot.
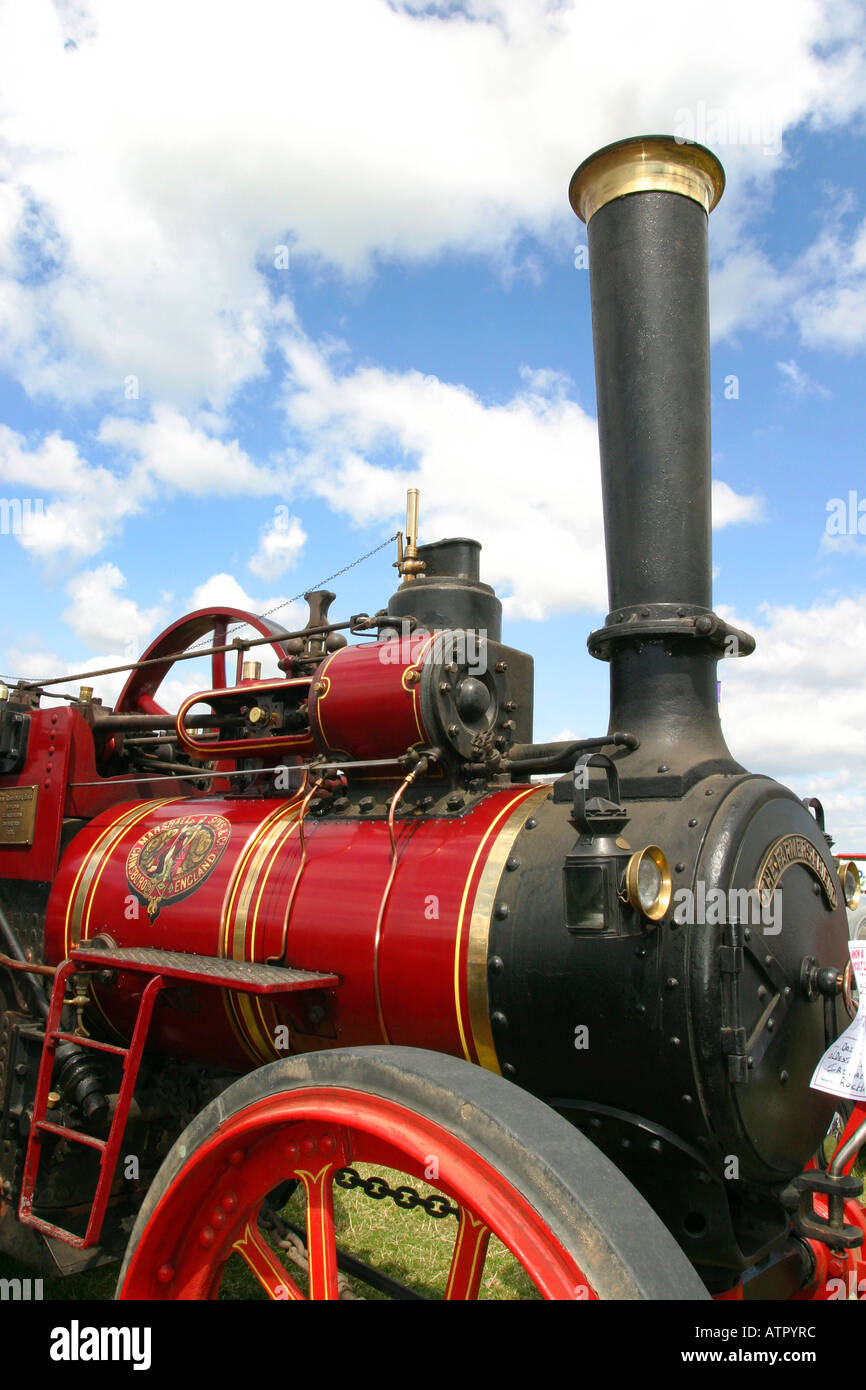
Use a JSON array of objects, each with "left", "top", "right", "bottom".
[{"left": 1, "top": 0, "right": 866, "bottom": 841}]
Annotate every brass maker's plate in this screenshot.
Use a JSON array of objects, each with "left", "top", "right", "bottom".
[
  {"left": 0, "top": 784, "right": 38, "bottom": 846},
  {"left": 756, "top": 833, "right": 837, "bottom": 911}
]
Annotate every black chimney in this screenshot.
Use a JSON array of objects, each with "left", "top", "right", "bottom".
[{"left": 569, "top": 136, "right": 754, "bottom": 792}]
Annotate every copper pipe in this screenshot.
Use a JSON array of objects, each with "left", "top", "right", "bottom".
[
  {"left": 373, "top": 758, "right": 430, "bottom": 1042},
  {"left": 267, "top": 773, "right": 319, "bottom": 966},
  {"left": 0, "top": 953, "right": 56, "bottom": 977}
]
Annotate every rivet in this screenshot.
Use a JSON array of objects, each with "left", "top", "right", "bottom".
[
  {"left": 675, "top": 862, "right": 685, "bottom": 873},
  {"left": 506, "top": 856, "right": 520, "bottom": 871},
  {"left": 666, "top": 977, "right": 678, "bottom": 989},
  {"left": 688, "top": 819, "right": 697, "bottom": 828},
  {"left": 620, "top": 1137, "right": 632, "bottom": 1149},
  {"left": 767, "top": 1019, "right": 774, "bottom": 1032},
  {"left": 744, "top": 929, "right": 751, "bottom": 941},
  {"left": 704, "top": 788, "right": 714, "bottom": 796},
  {"left": 502, "top": 1062, "right": 516, "bottom": 1077},
  {"left": 156, "top": 1264, "right": 174, "bottom": 1284},
  {"left": 199, "top": 1225, "right": 216, "bottom": 1247},
  {"left": 228, "top": 1149, "right": 244, "bottom": 1165},
  {"left": 784, "top": 986, "right": 791, "bottom": 999},
  {"left": 747, "top": 1056, "right": 754, "bottom": 1069},
  {"left": 682, "top": 1094, "right": 694, "bottom": 1106},
  {"left": 301, "top": 1135, "right": 317, "bottom": 1155},
  {"left": 757, "top": 986, "right": 767, "bottom": 1000},
  {"left": 525, "top": 818, "right": 537, "bottom": 830},
  {"left": 780, "top": 1070, "right": 789, "bottom": 1084},
  {"left": 491, "top": 1011, "right": 508, "bottom": 1030},
  {"left": 636, "top": 1003, "right": 646, "bottom": 1016},
  {"left": 221, "top": 1191, "right": 238, "bottom": 1213},
  {"left": 319, "top": 1134, "right": 335, "bottom": 1155},
  {"left": 488, "top": 955, "right": 504, "bottom": 974},
  {"left": 657, "top": 764, "right": 669, "bottom": 774},
  {"left": 764, "top": 955, "right": 772, "bottom": 966},
  {"left": 589, "top": 1117, "right": 602, "bottom": 1130},
  {"left": 495, "top": 661, "right": 508, "bottom": 673},
  {"left": 635, "top": 946, "right": 646, "bottom": 958},
  {"left": 211, "top": 1208, "right": 226, "bottom": 1228},
  {"left": 670, "top": 1036, "right": 681, "bottom": 1047},
  {"left": 494, "top": 903, "right": 509, "bottom": 920},
  {"left": 649, "top": 1139, "right": 663, "bottom": 1155},
  {"left": 284, "top": 1142, "right": 299, "bottom": 1162}
]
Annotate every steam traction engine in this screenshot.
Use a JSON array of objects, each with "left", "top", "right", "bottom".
[{"left": 0, "top": 136, "right": 864, "bottom": 1302}]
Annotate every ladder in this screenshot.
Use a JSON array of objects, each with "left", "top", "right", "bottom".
[{"left": 17, "top": 945, "right": 339, "bottom": 1249}]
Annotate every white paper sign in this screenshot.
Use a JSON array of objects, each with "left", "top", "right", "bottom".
[{"left": 811, "top": 941, "right": 866, "bottom": 1100}]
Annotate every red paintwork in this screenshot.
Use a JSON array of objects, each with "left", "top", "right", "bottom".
[
  {"left": 44, "top": 783, "right": 544, "bottom": 1072},
  {"left": 18, "top": 958, "right": 165, "bottom": 1248},
  {"left": 116, "top": 1086, "right": 592, "bottom": 1300},
  {"left": 176, "top": 677, "right": 316, "bottom": 761},
  {"left": 308, "top": 634, "right": 434, "bottom": 760},
  {"left": 114, "top": 607, "right": 294, "bottom": 714}
]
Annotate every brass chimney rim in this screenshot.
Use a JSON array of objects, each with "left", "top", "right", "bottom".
[{"left": 569, "top": 134, "right": 725, "bottom": 225}]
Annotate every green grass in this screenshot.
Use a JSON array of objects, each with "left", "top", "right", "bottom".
[{"left": 3, "top": 1146, "right": 863, "bottom": 1302}]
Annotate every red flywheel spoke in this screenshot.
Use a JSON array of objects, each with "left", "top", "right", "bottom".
[
  {"left": 444, "top": 1210, "right": 491, "bottom": 1300},
  {"left": 233, "top": 1220, "right": 304, "bottom": 1301}
]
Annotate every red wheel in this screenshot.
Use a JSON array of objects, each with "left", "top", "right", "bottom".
[
  {"left": 114, "top": 607, "right": 293, "bottom": 718},
  {"left": 117, "top": 1047, "right": 709, "bottom": 1301}
]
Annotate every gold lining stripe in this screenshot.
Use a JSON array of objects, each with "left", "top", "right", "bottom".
[
  {"left": 219, "top": 805, "right": 296, "bottom": 1065},
  {"left": 220, "top": 802, "right": 303, "bottom": 1064},
  {"left": 452, "top": 785, "right": 547, "bottom": 1066},
  {"left": 466, "top": 785, "right": 550, "bottom": 1073}
]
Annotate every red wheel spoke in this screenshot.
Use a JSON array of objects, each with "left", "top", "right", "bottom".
[
  {"left": 211, "top": 618, "right": 227, "bottom": 690},
  {"left": 297, "top": 1163, "right": 340, "bottom": 1300},
  {"left": 233, "top": 1221, "right": 304, "bottom": 1301},
  {"left": 444, "top": 1209, "right": 491, "bottom": 1300}
]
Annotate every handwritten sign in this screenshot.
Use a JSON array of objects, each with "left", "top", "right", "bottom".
[{"left": 811, "top": 941, "right": 866, "bottom": 1101}]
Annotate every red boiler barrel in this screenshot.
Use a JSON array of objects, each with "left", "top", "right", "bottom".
[{"left": 44, "top": 783, "right": 549, "bottom": 1073}]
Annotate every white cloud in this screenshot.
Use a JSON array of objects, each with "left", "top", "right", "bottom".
[
  {"left": 281, "top": 332, "right": 764, "bottom": 620},
  {"left": 777, "top": 358, "right": 833, "bottom": 398},
  {"left": 0, "top": 423, "right": 143, "bottom": 559},
  {"left": 248, "top": 509, "right": 307, "bottom": 582},
  {"left": 1, "top": 0, "right": 864, "bottom": 406},
  {"left": 98, "top": 406, "right": 284, "bottom": 497},
  {"left": 718, "top": 591, "right": 866, "bottom": 841},
  {"left": 61, "top": 562, "right": 167, "bottom": 654},
  {"left": 712, "top": 479, "right": 764, "bottom": 527}
]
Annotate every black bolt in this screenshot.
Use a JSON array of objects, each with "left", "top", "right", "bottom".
[
  {"left": 682, "top": 1094, "right": 694, "bottom": 1105},
  {"left": 491, "top": 1011, "right": 508, "bottom": 1030},
  {"left": 446, "top": 793, "right": 465, "bottom": 811},
  {"left": 502, "top": 1062, "right": 516, "bottom": 1078},
  {"left": 506, "top": 856, "right": 520, "bottom": 871},
  {"left": 447, "top": 724, "right": 459, "bottom": 737},
  {"left": 494, "top": 903, "right": 509, "bottom": 920},
  {"left": 635, "top": 946, "right": 646, "bottom": 958},
  {"left": 675, "top": 862, "right": 685, "bottom": 873},
  {"left": 780, "top": 1070, "right": 789, "bottom": 1084},
  {"left": 589, "top": 1117, "right": 602, "bottom": 1130},
  {"left": 670, "top": 1036, "right": 681, "bottom": 1047},
  {"left": 688, "top": 818, "right": 697, "bottom": 828},
  {"left": 488, "top": 955, "right": 504, "bottom": 975},
  {"left": 359, "top": 796, "right": 375, "bottom": 811},
  {"left": 666, "top": 977, "right": 678, "bottom": 989},
  {"left": 649, "top": 1139, "right": 663, "bottom": 1155},
  {"left": 657, "top": 764, "right": 669, "bottom": 774},
  {"left": 525, "top": 818, "right": 537, "bottom": 830}
]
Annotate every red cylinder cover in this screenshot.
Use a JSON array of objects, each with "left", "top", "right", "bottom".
[
  {"left": 44, "top": 783, "right": 549, "bottom": 1074},
  {"left": 308, "top": 633, "right": 434, "bottom": 760}
]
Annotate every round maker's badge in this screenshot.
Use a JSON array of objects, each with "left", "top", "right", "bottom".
[{"left": 126, "top": 814, "right": 231, "bottom": 923}]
